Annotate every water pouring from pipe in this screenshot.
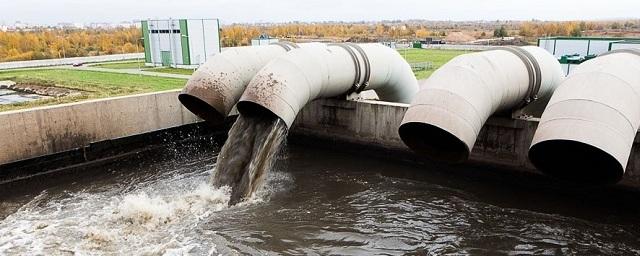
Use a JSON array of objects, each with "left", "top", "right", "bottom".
[
  {"left": 180, "top": 43, "right": 418, "bottom": 205},
  {"left": 211, "top": 112, "right": 287, "bottom": 205}
]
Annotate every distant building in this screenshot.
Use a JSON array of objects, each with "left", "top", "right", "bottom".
[
  {"left": 538, "top": 36, "right": 640, "bottom": 58},
  {"left": 609, "top": 40, "right": 640, "bottom": 51},
  {"left": 141, "top": 19, "right": 221, "bottom": 68},
  {"left": 251, "top": 34, "right": 278, "bottom": 46},
  {"left": 538, "top": 36, "right": 640, "bottom": 75},
  {"left": 380, "top": 41, "right": 397, "bottom": 49},
  {"left": 56, "top": 23, "right": 84, "bottom": 29},
  {"left": 421, "top": 38, "right": 446, "bottom": 45}
]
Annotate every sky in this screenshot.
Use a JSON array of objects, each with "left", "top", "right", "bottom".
[{"left": 2, "top": 0, "right": 640, "bottom": 25}]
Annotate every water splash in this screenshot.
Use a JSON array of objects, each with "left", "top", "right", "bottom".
[
  {"left": 0, "top": 166, "right": 233, "bottom": 255},
  {"left": 211, "top": 114, "right": 288, "bottom": 205}
]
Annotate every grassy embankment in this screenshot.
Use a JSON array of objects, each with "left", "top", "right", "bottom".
[
  {"left": 397, "top": 48, "right": 470, "bottom": 80},
  {"left": 0, "top": 49, "right": 468, "bottom": 112},
  {"left": 88, "top": 48, "right": 468, "bottom": 79},
  {"left": 90, "top": 60, "right": 145, "bottom": 69},
  {"left": 90, "top": 48, "right": 469, "bottom": 78},
  {"left": 90, "top": 60, "right": 195, "bottom": 75},
  {"left": 143, "top": 67, "right": 195, "bottom": 75},
  {"left": 0, "top": 69, "right": 186, "bottom": 112}
]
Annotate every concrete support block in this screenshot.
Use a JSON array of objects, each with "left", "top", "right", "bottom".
[{"left": 0, "top": 90, "right": 199, "bottom": 165}]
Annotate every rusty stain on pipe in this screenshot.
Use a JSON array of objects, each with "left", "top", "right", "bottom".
[
  {"left": 178, "top": 43, "right": 324, "bottom": 124},
  {"left": 236, "top": 43, "right": 419, "bottom": 127}
]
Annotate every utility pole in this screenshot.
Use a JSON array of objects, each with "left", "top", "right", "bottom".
[
  {"left": 58, "top": 35, "right": 66, "bottom": 58},
  {"left": 137, "top": 38, "right": 142, "bottom": 70}
]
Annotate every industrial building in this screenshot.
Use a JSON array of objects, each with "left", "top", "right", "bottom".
[
  {"left": 609, "top": 40, "right": 640, "bottom": 51},
  {"left": 538, "top": 36, "right": 640, "bottom": 75},
  {"left": 251, "top": 34, "right": 279, "bottom": 46},
  {"left": 141, "top": 19, "right": 220, "bottom": 68},
  {"left": 538, "top": 37, "right": 626, "bottom": 57}
]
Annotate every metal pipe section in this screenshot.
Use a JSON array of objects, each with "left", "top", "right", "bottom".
[
  {"left": 178, "top": 42, "right": 322, "bottom": 124},
  {"left": 236, "top": 43, "right": 419, "bottom": 127},
  {"left": 398, "top": 46, "right": 563, "bottom": 162},
  {"left": 529, "top": 49, "right": 640, "bottom": 184}
]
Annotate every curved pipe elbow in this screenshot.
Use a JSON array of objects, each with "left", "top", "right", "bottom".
[
  {"left": 178, "top": 43, "right": 323, "bottom": 124},
  {"left": 529, "top": 49, "right": 640, "bottom": 184},
  {"left": 238, "top": 43, "right": 419, "bottom": 127},
  {"left": 398, "top": 46, "right": 563, "bottom": 163},
  {"left": 178, "top": 53, "right": 239, "bottom": 124}
]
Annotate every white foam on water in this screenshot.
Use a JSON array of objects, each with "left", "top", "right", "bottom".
[
  {"left": 0, "top": 165, "right": 287, "bottom": 255},
  {"left": 116, "top": 184, "right": 230, "bottom": 228}
]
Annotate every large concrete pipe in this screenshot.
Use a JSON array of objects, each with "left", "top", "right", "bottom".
[
  {"left": 236, "top": 43, "right": 419, "bottom": 127},
  {"left": 529, "top": 49, "right": 640, "bottom": 184},
  {"left": 178, "top": 42, "right": 322, "bottom": 124},
  {"left": 398, "top": 46, "right": 564, "bottom": 162}
]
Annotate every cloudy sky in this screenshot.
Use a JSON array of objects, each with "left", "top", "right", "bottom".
[{"left": 2, "top": 0, "right": 639, "bottom": 25}]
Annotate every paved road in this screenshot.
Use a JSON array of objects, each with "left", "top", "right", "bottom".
[
  {"left": 0, "top": 53, "right": 143, "bottom": 70},
  {"left": 63, "top": 66, "right": 192, "bottom": 79}
]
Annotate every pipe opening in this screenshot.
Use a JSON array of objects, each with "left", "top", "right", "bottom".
[
  {"left": 178, "top": 93, "right": 225, "bottom": 124},
  {"left": 398, "top": 122, "right": 470, "bottom": 163},
  {"left": 237, "top": 101, "right": 281, "bottom": 121},
  {"left": 529, "top": 140, "right": 624, "bottom": 184}
]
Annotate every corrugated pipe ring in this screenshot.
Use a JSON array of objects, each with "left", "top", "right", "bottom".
[
  {"left": 599, "top": 48, "right": 640, "bottom": 58},
  {"left": 493, "top": 46, "right": 542, "bottom": 107},
  {"left": 270, "top": 41, "right": 299, "bottom": 51},
  {"left": 519, "top": 48, "right": 542, "bottom": 102},
  {"left": 329, "top": 43, "right": 362, "bottom": 92},
  {"left": 346, "top": 43, "right": 372, "bottom": 93},
  {"left": 281, "top": 41, "right": 300, "bottom": 49}
]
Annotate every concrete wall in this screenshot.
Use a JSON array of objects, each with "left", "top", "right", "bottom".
[
  {"left": 0, "top": 90, "right": 199, "bottom": 165},
  {"left": 0, "top": 53, "right": 144, "bottom": 70},
  {"left": 292, "top": 99, "right": 640, "bottom": 186},
  {"left": 292, "top": 99, "right": 537, "bottom": 171},
  {"left": 5, "top": 95, "right": 640, "bottom": 187}
]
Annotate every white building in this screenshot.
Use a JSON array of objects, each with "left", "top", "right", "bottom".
[
  {"left": 141, "top": 19, "right": 221, "bottom": 68},
  {"left": 538, "top": 36, "right": 640, "bottom": 75},
  {"left": 538, "top": 36, "right": 639, "bottom": 58},
  {"left": 251, "top": 34, "right": 279, "bottom": 46},
  {"left": 609, "top": 40, "right": 640, "bottom": 51}
]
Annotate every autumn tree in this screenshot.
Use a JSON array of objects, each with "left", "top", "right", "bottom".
[{"left": 0, "top": 26, "right": 142, "bottom": 62}]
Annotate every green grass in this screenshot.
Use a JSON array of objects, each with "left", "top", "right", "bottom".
[
  {"left": 90, "top": 61, "right": 194, "bottom": 75},
  {"left": 90, "top": 60, "right": 145, "bottom": 69},
  {"left": 397, "top": 48, "right": 472, "bottom": 79},
  {"left": 0, "top": 69, "right": 187, "bottom": 112},
  {"left": 0, "top": 49, "right": 468, "bottom": 112},
  {"left": 142, "top": 67, "right": 195, "bottom": 75}
]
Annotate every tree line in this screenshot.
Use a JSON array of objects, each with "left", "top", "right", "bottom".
[
  {"left": 220, "top": 23, "right": 434, "bottom": 47},
  {"left": 518, "top": 20, "right": 639, "bottom": 38},
  {"left": 1, "top": 20, "right": 638, "bottom": 62},
  {"left": 0, "top": 27, "right": 141, "bottom": 62},
  {"left": 221, "top": 20, "right": 639, "bottom": 47}
]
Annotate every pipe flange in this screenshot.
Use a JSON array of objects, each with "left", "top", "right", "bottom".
[
  {"left": 329, "top": 43, "right": 371, "bottom": 94},
  {"left": 494, "top": 46, "right": 542, "bottom": 108},
  {"left": 329, "top": 43, "right": 362, "bottom": 93},
  {"left": 282, "top": 41, "right": 300, "bottom": 49},
  {"left": 271, "top": 41, "right": 299, "bottom": 51},
  {"left": 346, "top": 43, "right": 372, "bottom": 93}
]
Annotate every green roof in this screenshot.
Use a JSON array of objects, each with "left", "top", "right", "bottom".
[
  {"left": 539, "top": 36, "right": 640, "bottom": 41},
  {"left": 610, "top": 40, "right": 640, "bottom": 45}
]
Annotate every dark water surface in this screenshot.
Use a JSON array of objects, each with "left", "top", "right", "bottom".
[{"left": 1, "top": 140, "right": 639, "bottom": 255}]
